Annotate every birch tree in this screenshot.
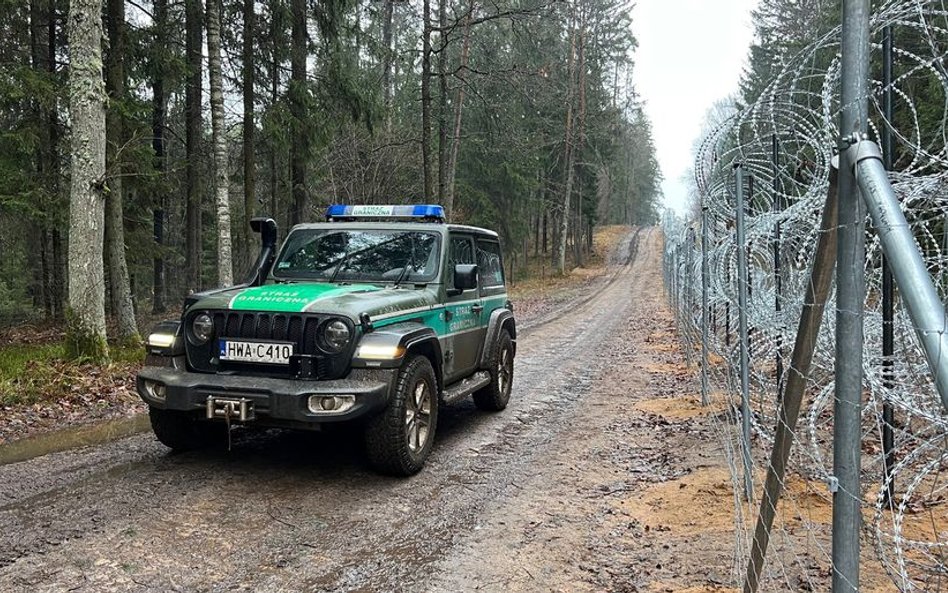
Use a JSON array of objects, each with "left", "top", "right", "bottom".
[
  {"left": 207, "top": 0, "right": 233, "bottom": 286},
  {"left": 556, "top": 2, "right": 577, "bottom": 276},
  {"left": 65, "top": 0, "right": 108, "bottom": 361}
]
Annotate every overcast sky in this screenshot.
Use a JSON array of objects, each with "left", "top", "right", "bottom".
[{"left": 630, "top": 0, "right": 760, "bottom": 216}]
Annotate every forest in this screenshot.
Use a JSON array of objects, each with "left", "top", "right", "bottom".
[{"left": 0, "top": 0, "right": 662, "bottom": 360}]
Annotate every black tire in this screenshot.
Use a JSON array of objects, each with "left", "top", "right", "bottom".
[
  {"left": 364, "top": 355, "right": 439, "bottom": 476},
  {"left": 473, "top": 329, "right": 514, "bottom": 411},
  {"left": 149, "top": 407, "right": 214, "bottom": 452}
]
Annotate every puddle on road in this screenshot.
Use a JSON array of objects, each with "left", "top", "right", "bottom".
[{"left": 0, "top": 414, "right": 149, "bottom": 466}]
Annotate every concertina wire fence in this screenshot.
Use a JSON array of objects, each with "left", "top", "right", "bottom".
[{"left": 663, "top": 1, "right": 948, "bottom": 591}]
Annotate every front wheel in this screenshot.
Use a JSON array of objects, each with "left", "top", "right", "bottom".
[
  {"left": 364, "top": 355, "right": 439, "bottom": 476},
  {"left": 473, "top": 329, "right": 514, "bottom": 411}
]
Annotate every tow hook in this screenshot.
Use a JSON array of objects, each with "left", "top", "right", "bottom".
[
  {"left": 206, "top": 396, "right": 254, "bottom": 421},
  {"left": 206, "top": 396, "right": 254, "bottom": 451}
]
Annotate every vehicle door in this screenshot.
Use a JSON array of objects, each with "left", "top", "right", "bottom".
[
  {"left": 476, "top": 238, "right": 507, "bottom": 329},
  {"left": 443, "top": 233, "right": 482, "bottom": 382}
]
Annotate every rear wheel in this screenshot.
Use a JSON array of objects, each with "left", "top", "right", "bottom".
[
  {"left": 364, "top": 355, "right": 439, "bottom": 476},
  {"left": 149, "top": 407, "right": 219, "bottom": 452},
  {"left": 473, "top": 329, "right": 514, "bottom": 411}
]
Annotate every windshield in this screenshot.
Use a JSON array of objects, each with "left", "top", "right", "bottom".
[{"left": 273, "top": 229, "right": 441, "bottom": 283}]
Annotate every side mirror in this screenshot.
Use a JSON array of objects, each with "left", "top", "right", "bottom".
[{"left": 451, "top": 264, "right": 478, "bottom": 294}]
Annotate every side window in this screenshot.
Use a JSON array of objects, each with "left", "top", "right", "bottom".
[
  {"left": 448, "top": 236, "right": 475, "bottom": 289},
  {"left": 476, "top": 240, "right": 505, "bottom": 288}
]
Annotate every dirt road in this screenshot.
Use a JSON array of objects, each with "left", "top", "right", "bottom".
[{"left": 0, "top": 228, "right": 738, "bottom": 592}]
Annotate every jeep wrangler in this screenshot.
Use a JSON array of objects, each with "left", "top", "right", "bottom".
[{"left": 137, "top": 205, "right": 516, "bottom": 475}]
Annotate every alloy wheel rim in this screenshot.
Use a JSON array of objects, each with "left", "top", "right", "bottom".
[
  {"left": 405, "top": 380, "right": 431, "bottom": 453},
  {"left": 498, "top": 347, "right": 512, "bottom": 394}
]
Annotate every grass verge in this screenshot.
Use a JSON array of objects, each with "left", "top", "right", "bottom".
[{"left": 0, "top": 341, "right": 144, "bottom": 407}]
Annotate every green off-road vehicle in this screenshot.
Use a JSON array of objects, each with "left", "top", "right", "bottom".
[{"left": 137, "top": 205, "right": 516, "bottom": 475}]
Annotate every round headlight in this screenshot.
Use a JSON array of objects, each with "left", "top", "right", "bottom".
[
  {"left": 191, "top": 313, "right": 214, "bottom": 344},
  {"left": 321, "top": 319, "right": 351, "bottom": 353}
]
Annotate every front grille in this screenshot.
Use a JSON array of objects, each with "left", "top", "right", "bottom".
[
  {"left": 185, "top": 310, "right": 353, "bottom": 379},
  {"left": 211, "top": 312, "right": 314, "bottom": 352}
]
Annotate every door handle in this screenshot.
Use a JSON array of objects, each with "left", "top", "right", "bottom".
[{"left": 472, "top": 305, "right": 484, "bottom": 314}]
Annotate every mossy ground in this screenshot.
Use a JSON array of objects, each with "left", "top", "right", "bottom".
[{"left": 0, "top": 339, "right": 143, "bottom": 407}]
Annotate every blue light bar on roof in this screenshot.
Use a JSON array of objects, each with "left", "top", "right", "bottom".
[{"left": 325, "top": 204, "right": 446, "bottom": 222}]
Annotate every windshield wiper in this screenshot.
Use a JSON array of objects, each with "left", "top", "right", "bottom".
[
  {"left": 393, "top": 236, "right": 417, "bottom": 288},
  {"left": 328, "top": 249, "right": 353, "bottom": 283}
]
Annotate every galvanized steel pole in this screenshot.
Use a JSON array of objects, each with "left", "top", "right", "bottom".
[
  {"left": 833, "top": 1, "right": 870, "bottom": 590},
  {"left": 701, "top": 205, "right": 711, "bottom": 406},
  {"left": 744, "top": 168, "right": 840, "bottom": 593},
  {"left": 736, "top": 163, "right": 754, "bottom": 502},
  {"left": 773, "top": 133, "right": 784, "bottom": 398},
  {"left": 849, "top": 139, "right": 948, "bottom": 411},
  {"left": 685, "top": 228, "right": 696, "bottom": 366}
]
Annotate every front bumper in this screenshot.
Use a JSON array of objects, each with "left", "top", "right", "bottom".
[{"left": 136, "top": 366, "right": 396, "bottom": 425}]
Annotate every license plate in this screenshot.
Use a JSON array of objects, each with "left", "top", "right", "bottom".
[{"left": 219, "top": 340, "right": 294, "bottom": 365}]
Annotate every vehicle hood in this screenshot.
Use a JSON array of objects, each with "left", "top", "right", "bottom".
[{"left": 191, "top": 282, "right": 439, "bottom": 319}]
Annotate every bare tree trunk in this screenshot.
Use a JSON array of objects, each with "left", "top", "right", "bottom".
[
  {"left": 381, "top": 0, "right": 394, "bottom": 127},
  {"left": 152, "top": 0, "right": 167, "bottom": 313},
  {"left": 556, "top": 3, "right": 577, "bottom": 276},
  {"left": 436, "top": 0, "right": 448, "bottom": 203},
  {"left": 65, "top": 0, "right": 109, "bottom": 361},
  {"left": 443, "top": 2, "right": 473, "bottom": 220},
  {"left": 243, "top": 0, "right": 255, "bottom": 265},
  {"left": 270, "top": 0, "right": 282, "bottom": 225},
  {"left": 104, "top": 0, "right": 139, "bottom": 342},
  {"left": 30, "top": 0, "right": 63, "bottom": 319},
  {"left": 207, "top": 0, "right": 233, "bottom": 286},
  {"left": 289, "top": 0, "right": 307, "bottom": 225},
  {"left": 420, "top": 0, "right": 433, "bottom": 201},
  {"left": 574, "top": 9, "right": 587, "bottom": 268},
  {"left": 29, "top": 0, "right": 50, "bottom": 318},
  {"left": 48, "top": 0, "right": 65, "bottom": 319},
  {"left": 542, "top": 209, "right": 547, "bottom": 254},
  {"left": 185, "top": 0, "right": 204, "bottom": 294}
]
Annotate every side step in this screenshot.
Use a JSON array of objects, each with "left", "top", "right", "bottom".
[{"left": 441, "top": 371, "right": 491, "bottom": 405}]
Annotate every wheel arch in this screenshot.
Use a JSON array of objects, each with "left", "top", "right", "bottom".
[
  {"left": 479, "top": 309, "right": 517, "bottom": 368},
  {"left": 353, "top": 321, "right": 445, "bottom": 393}
]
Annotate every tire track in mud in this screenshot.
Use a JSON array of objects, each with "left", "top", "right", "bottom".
[
  {"left": 0, "top": 228, "right": 659, "bottom": 593},
  {"left": 519, "top": 226, "right": 645, "bottom": 334}
]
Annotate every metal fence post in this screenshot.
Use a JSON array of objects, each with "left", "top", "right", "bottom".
[
  {"left": 726, "top": 264, "right": 732, "bottom": 348},
  {"left": 773, "top": 133, "right": 784, "bottom": 398},
  {"left": 833, "top": 1, "right": 870, "bottom": 590},
  {"left": 685, "top": 229, "right": 696, "bottom": 365},
  {"left": 881, "top": 24, "right": 896, "bottom": 508},
  {"left": 672, "top": 245, "right": 681, "bottom": 328},
  {"left": 736, "top": 163, "right": 754, "bottom": 503},
  {"left": 747, "top": 175, "right": 755, "bottom": 358},
  {"left": 744, "top": 167, "right": 840, "bottom": 593},
  {"left": 850, "top": 141, "right": 948, "bottom": 410},
  {"left": 702, "top": 205, "right": 711, "bottom": 406}
]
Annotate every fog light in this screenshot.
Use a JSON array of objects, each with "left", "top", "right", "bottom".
[
  {"left": 144, "top": 380, "right": 167, "bottom": 401},
  {"left": 307, "top": 394, "right": 355, "bottom": 414}
]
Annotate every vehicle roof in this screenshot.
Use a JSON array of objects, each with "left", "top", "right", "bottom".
[{"left": 288, "top": 221, "right": 500, "bottom": 239}]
